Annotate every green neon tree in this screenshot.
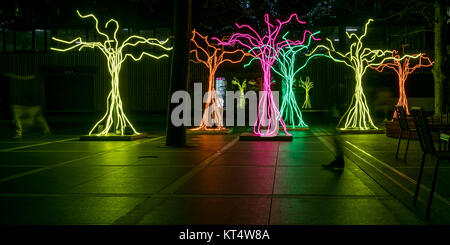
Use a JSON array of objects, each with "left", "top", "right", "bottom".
[
  {"left": 245, "top": 31, "right": 326, "bottom": 128},
  {"left": 308, "top": 19, "right": 399, "bottom": 130},
  {"left": 51, "top": 11, "right": 172, "bottom": 136},
  {"left": 299, "top": 77, "right": 313, "bottom": 109}
]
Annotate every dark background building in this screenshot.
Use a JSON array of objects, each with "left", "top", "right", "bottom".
[{"left": 0, "top": 0, "right": 445, "bottom": 118}]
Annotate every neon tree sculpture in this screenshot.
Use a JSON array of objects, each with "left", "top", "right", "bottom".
[
  {"left": 51, "top": 11, "right": 172, "bottom": 136},
  {"left": 300, "top": 77, "right": 313, "bottom": 109},
  {"left": 190, "top": 29, "right": 251, "bottom": 130},
  {"left": 370, "top": 45, "right": 434, "bottom": 117},
  {"left": 248, "top": 77, "right": 275, "bottom": 91},
  {"left": 248, "top": 77, "right": 263, "bottom": 91},
  {"left": 213, "top": 13, "right": 320, "bottom": 136},
  {"left": 249, "top": 31, "right": 325, "bottom": 128},
  {"left": 232, "top": 77, "right": 247, "bottom": 109},
  {"left": 308, "top": 19, "right": 404, "bottom": 130}
]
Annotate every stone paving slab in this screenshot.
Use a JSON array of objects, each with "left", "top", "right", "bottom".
[
  {"left": 270, "top": 197, "right": 424, "bottom": 225},
  {"left": 226, "top": 141, "right": 280, "bottom": 152},
  {"left": 175, "top": 166, "right": 275, "bottom": 195},
  {"left": 66, "top": 167, "right": 192, "bottom": 195},
  {"left": 0, "top": 128, "right": 428, "bottom": 225},
  {"left": 138, "top": 196, "right": 271, "bottom": 225},
  {"left": 277, "top": 150, "right": 333, "bottom": 165},
  {"left": 274, "top": 167, "right": 375, "bottom": 196},
  {"left": 278, "top": 142, "right": 330, "bottom": 152},
  {"left": 0, "top": 167, "right": 39, "bottom": 179},
  {"left": 0, "top": 142, "right": 33, "bottom": 150},
  {"left": 0, "top": 196, "right": 144, "bottom": 225},
  {"left": 0, "top": 151, "right": 94, "bottom": 166},
  {"left": 20, "top": 141, "right": 132, "bottom": 152},
  {"left": 338, "top": 133, "right": 450, "bottom": 223},
  {"left": 395, "top": 167, "right": 450, "bottom": 197},
  {"left": 210, "top": 151, "right": 278, "bottom": 166},
  {"left": 0, "top": 166, "right": 120, "bottom": 194}
]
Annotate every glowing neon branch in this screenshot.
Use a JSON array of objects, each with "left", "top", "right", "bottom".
[
  {"left": 232, "top": 77, "right": 247, "bottom": 109},
  {"left": 308, "top": 19, "right": 406, "bottom": 130},
  {"left": 248, "top": 77, "right": 263, "bottom": 91},
  {"left": 266, "top": 31, "right": 324, "bottom": 128},
  {"left": 300, "top": 77, "right": 313, "bottom": 109},
  {"left": 51, "top": 11, "right": 172, "bottom": 136},
  {"left": 213, "top": 13, "right": 320, "bottom": 136},
  {"left": 190, "top": 29, "right": 251, "bottom": 131},
  {"left": 370, "top": 45, "right": 434, "bottom": 117}
]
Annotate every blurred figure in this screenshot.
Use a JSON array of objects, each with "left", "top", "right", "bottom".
[
  {"left": 323, "top": 132, "right": 345, "bottom": 169},
  {"left": 5, "top": 73, "right": 51, "bottom": 138},
  {"left": 322, "top": 104, "right": 345, "bottom": 170},
  {"left": 373, "top": 87, "right": 395, "bottom": 124},
  {"left": 11, "top": 104, "right": 51, "bottom": 138}
]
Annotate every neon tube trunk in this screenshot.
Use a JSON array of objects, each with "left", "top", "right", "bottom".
[
  {"left": 396, "top": 71, "right": 409, "bottom": 116},
  {"left": 339, "top": 73, "right": 377, "bottom": 130},
  {"left": 239, "top": 92, "right": 245, "bottom": 109},
  {"left": 198, "top": 69, "right": 223, "bottom": 129},
  {"left": 303, "top": 87, "right": 311, "bottom": 109},
  {"left": 89, "top": 58, "right": 137, "bottom": 136},
  {"left": 280, "top": 77, "right": 307, "bottom": 128},
  {"left": 254, "top": 66, "right": 289, "bottom": 136}
]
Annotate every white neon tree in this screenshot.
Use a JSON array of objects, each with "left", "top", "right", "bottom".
[
  {"left": 308, "top": 19, "right": 401, "bottom": 130},
  {"left": 51, "top": 11, "right": 172, "bottom": 136}
]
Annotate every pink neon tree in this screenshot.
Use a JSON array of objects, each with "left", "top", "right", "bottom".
[{"left": 213, "top": 13, "right": 320, "bottom": 136}]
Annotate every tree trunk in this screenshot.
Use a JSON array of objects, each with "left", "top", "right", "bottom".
[
  {"left": 280, "top": 78, "right": 307, "bottom": 128},
  {"left": 397, "top": 72, "right": 409, "bottom": 115},
  {"left": 197, "top": 70, "right": 223, "bottom": 129},
  {"left": 89, "top": 67, "right": 136, "bottom": 136},
  {"left": 254, "top": 66, "right": 289, "bottom": 136},
  {"left": 338, "top": 73, "right": 377, "bottom": 129},
  {"left": 166, "top": 0, "right": 191, "bottom": 146},
  {"left": 432, "top": 0, "right": 448, "bottom": 115},
  {"left": 303, "top": 88, "right": 311, "bottom": 109}
]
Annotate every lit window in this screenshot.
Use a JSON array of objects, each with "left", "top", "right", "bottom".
[
  {"left": 5, "top": 29, "right": 14, "bottom": 52},
  {"left": 35, "top": 29, "right": 46, "bottom": 51},
  {"left": 345, "top": 27, "right": 358, "bottom": 32}
]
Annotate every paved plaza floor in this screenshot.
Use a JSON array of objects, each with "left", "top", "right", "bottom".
[
  {"left": 2, "top": 125, "right": 444, "bottom": 225},
  {"left": 334, "top": 132, "right": 450, "bottom": 224}
]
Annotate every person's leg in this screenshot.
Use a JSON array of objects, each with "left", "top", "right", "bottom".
[
  {"left": 322, "top": 129, "right": 345, "bottom": 168},
  {"left": 322, "top": 112, "right": 344, "bottom": 169},
  {"left": 11, "top": 105, "right": 24, "bottom": 138},
  {"left": 333, "top": 129, "right": 344, "bottom": 162},
  {"left": 35, "top": 106, "right": 51, "bottom": 134}
]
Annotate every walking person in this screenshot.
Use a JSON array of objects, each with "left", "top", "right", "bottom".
[{"left": 322, "top": 104, "right": 345, "bottom": 170}]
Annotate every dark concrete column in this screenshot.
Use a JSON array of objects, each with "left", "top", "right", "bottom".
[{"left": 166, "top": 0, "right": 192, "bottom": 146}]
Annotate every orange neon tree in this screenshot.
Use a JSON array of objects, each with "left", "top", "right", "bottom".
[
  {"left": 371, "top": 45, "right": 434, "bottom": 116},
  {"left": 190, "top": 29, "right": 252, "bottom": 130},
  {"left": 248, "top": 77, "right": 263, "bottom": 91}
]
